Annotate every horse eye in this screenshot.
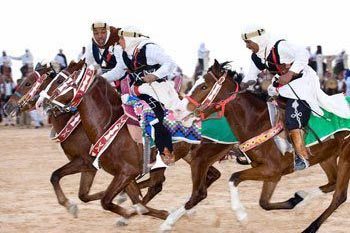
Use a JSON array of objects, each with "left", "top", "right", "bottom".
[
  {"left": 25, "top": 82, "right": 31, "bottom": 87},
  {"left": 201, "top": 85, "right": 207, "bottom": 90}
]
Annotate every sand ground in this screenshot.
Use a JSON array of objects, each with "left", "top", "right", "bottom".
[{"left": 0, "top": 126, "right": 349, "bottom": 233}]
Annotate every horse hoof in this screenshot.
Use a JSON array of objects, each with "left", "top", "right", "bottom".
[
  {"left": 236, "top": 209, "right": 248, "bottom": 222},
  {"left": 116, "top": 192, "right": 128, "bottom": 204},
  {"left": 116, "top": 217, "right": 129, "bottom": 227},
  {"left": 185, "top": 208, "right": 196, "bottom": 218},
  {"left": 159, "top": 222, "right": 172, "bottom": 233},
  {"left": 67, "top": 202, "right": 78, "bottom": 218},
  {"left": 133, "top": 203, "right": 149, "bottom": 215},
  {"left": 295, "top": 188, "right": 323, "bottom": 208}
]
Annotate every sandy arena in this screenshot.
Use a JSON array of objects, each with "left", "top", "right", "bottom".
[{"left": 0, "top": 126, "right": 349, "bottom": 233}]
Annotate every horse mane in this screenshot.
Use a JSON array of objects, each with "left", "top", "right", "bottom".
[{"left": 209, "top": 60, "right": 243, "bottom": 84}]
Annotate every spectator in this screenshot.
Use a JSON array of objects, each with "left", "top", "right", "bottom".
[
  {"left": 0, "top": 51, "right": 12, "bottom": 75},
  {"left": 11, "top": 49, "right": 34, "bottom": 77},
  {"left": 77, "top": 46, "right": 86, "bottom": 61},
  {"left": 54, "top": 49, "right": 68, "bottom": 70},
  {"left": 337, "top": 71, "right": 346, "bottom": 93},
  {"left": 0, "top": 76, "right": 16, "bottom": 126},
  {"left": 307, "top": 46, "right": 317, "bottom": 71},
  {"left": 333, "top": 50, "right": 347, "bottom": 76},
  {"left": 315, "top": 45, "right": 325, "bottom": 78},
  {"left": 29, "top": 110, "right": 44, "bottom": 129},
  {"left": 197, "top": 43, "right": 210, "bottom": 76},
  {"left": 345, "top": 69, "right": 350, "bottom": 96},
  {"left": 15, "top": 78, "right": 32, "bottom": 128}
]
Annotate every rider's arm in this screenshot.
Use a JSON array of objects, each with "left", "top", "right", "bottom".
[
  {"left": 278, "top": 41, "right": 310, "bottom": 74},
  {"left": 9, "top": 55, "right": 23, "bottom": 60},
  {"left": 102, "top": 45, "right": 127, "bottom": 82},
  {"left": 145, "top": 44, "right": 176, "bottom": 79}
]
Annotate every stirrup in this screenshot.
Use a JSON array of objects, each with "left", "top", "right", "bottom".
[
  {"left": 148, "top": 153, "right": 168, "bottom": 170},
  {"left": 294, "top": 154, "right": 309, "bottom": 171}
]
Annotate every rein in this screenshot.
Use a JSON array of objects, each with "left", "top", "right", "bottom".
[
  {"left": 39, "top": 65, "right": 96, "bottom": 114},
  {"left": 16, "top": 71, "right": 53, "bottom": 111},
  {"left": 186, "top": 71, "right": 240, "bottom": 120}
]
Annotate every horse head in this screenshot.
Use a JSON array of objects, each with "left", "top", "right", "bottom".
[
  {"left": 3, "top": 63, "right": 55, "bottom": 116},
  {"left": 176, "top": 59, "right": 239, "bottom": 121},
  {"left": 40, "top": 59, "right": 86, "bottom": 115}
]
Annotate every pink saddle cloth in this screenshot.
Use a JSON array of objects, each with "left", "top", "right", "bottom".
[{"left": 120, "top": 75, "right": 183, "bottom": 126}]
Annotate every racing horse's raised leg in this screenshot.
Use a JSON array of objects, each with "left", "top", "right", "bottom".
[
  {"left": 50, "top": 157, "right": 103, "bottom": 217},
  {"left": 160, "top": 143, "right": 230, "bottom": 232},
  {"left": 302, "top": 142, "right": 350, "bottom": 233}
]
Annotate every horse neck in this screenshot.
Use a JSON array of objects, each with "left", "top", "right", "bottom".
[
  {"left": 78, "top": 76, "right": 124, "bottom": 143},
  {"left": 225, "top": 92, "right": 271, "bottom": 141},
  {"left": 49, "top": 112, "right": 74, "bottom": 133}
]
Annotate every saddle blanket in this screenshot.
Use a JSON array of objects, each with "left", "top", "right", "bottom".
[
  {"left": 305, "top": 96, "right": 350, "bottom": 147},
  {"left": 123, "top": 95, "right": 238, "bottom": 145}
]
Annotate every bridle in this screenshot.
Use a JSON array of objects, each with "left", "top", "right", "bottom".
[
  {"left": 38, "top": 68, "right": 83, "bottom": 111},
  {"left": 185, "top": 70, "right": 240, "bottom": 120},
  {"left": 16, "top": 70, "right": 54, "bottom": 109},
  {"left": 38, "top": 64, "right": 95, "bottom": 115}
]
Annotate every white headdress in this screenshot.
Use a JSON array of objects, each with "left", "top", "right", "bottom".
[
  {"left": 241, "top": 25, "right": 272, "bottom": 59},
  {"left": 119, "top": 26, "right": 149, "bottom": 56}
]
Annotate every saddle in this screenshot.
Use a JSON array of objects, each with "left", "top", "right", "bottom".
[{"left": 120, "top": 75, "right": 183, "bottom": 143}]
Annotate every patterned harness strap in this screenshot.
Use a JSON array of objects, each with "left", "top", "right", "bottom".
[
  {"left": 186, "top": 71, "right": 239, "bottom": 120},
  {"left": 50, "top": 112, "right": 81, "bottom": 143}
]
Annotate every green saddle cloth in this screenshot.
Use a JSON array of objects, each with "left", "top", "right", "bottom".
[
  {"left": 305, "top": 96, "right": 350, "bottom": 147},
  {"left": 201, "top": 113, "right": 238, "bottom": 144}
]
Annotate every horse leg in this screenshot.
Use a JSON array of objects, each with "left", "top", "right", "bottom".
[
  {"left": 302, "top": 151, "right": 350, "bottom": 233},
  {"left": 259, "top": 180, "right": 305, "bottom": 210},
  {"left": 289, "top": 155, "right": 339, "bottom": 207},
  {"left": 182, "top": 152, "right": 221, "bottom": 189},
  {"left": 160, "top": 145, "right": 228, "bottom": 232},
  {"left": 137, "top": 168, "right": 166, "bottom": 204},
  {"left": 318, "top": 155, "right": 337, "bottom": 193},
  {"left": 138, "top": 148, "right": 220, "bottom": 205},
  {"left": 228, "top": 165, "right": 283, "bottom": 221},
  {"left": 78, "top": 170, "right": 105, "bottom": 202},
  {"left": 101, "top": 175, "right": 138, "bottom": 219},
  {"left": 50, "top": 157, "right": 86, "bottom": 217},
  {"left": 125, "top": 180, "right": 169, "bottom": 220},
  {"left": 206, "top": 166, "right": 221, "bottom": 188},
  {"left": 160, "top": 158, "right": 208, "bottom": 232}
]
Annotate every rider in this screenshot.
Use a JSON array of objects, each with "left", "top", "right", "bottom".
[
  {"left": 84, "top": 21, "right": 122, "bottom": 75},
  {"left": 102, "top": 28, "right": 180, "bottom": 165},
  {"left": 241, "top": 25, "right": 350, "bottom": 170}
]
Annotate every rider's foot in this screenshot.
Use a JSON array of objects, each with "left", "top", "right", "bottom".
[
  {"left": 294, "top": 154, "right": 309, "bottom": 171},
  {"left": 162, "top": 148, "right": 175, "bottom": 166}
]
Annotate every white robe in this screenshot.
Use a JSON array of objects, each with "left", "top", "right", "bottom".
[
  {"left": 243, "top": 40, "right": 350, "bottom": 119},
  {"left": 102, "top": 40, "right": 181, "bottom": 111}
]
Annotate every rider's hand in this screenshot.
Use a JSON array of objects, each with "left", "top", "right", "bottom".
[
  {"left": 278, "top": 71, "right": 296, "bottom": 85},
  {"left": 143, "top": 74, "right": 158, "bottom": 83},
  {"left": 267, "top": 84, "right": 279, "bottom": 97}
]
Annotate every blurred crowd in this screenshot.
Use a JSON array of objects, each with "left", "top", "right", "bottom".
[
  {"left": 1, "top": 43, "right": 349, "bottom": 128},
  {"left": 0, "top": 48, "right": 69, "bottom": 128}
]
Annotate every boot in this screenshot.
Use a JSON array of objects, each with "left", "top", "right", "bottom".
[
  {"left": 161, "top": 147, "right": 175, "bottom": 166},
  {"left": 289, "top": 129, "right": 310, "bottom": 171}
]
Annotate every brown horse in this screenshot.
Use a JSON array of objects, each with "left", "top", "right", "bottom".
[
  {"left": 162, "top": 60, "right": 344, "bottom": 233},
  {"left": 40, "top": 63, "right": 222, "bottom": 223},
  {"left": 4, "top": 61, "right": 168, "bottom": 219},
  {"left": 3, "top": 63, "right": 109, "bottom": 217}
]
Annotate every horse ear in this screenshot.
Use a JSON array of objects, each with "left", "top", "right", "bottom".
[
  {"left": 214, "top": 59, "right": 220, "bottom": 67},
  {"left": 212, "top": 59, "right": 220, "bottom": 74}
]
